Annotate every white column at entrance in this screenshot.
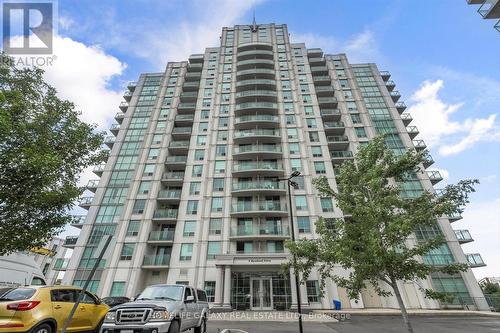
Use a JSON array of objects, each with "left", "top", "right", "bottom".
[
  {"left": 223, "top": 265, "right": 232, "bottom": 308},
  {"left": 214, "top": 266, "right": 223, "bottom": 306},
  {"left": 299, "top": 273, "right": 309, "bottom": 308},
  {"left": 290, "top": 269, "right": 298, "bottom": 309}
]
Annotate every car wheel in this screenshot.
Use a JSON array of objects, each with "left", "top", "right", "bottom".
[
  {"left": 194, "top": 317, "right": 206, "bottom": 333},
  {"left": 31, "top": 323, "right": 52, "bottom": 333},
  {"left": 168, "top": 319, "right": 180, "bottom": 333}
]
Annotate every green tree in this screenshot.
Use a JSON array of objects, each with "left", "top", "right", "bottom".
[
  {"left": 0, "top": 53, "right": 105, "bottom": 255},
  {"left": 286, "top": 136, "right": 477, "bottom": 333}
]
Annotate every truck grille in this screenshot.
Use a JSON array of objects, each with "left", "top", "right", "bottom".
[{"left": 116, "top": 308, "right": 152, "bottom": 324}]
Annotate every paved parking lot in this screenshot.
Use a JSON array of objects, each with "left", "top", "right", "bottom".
[{"left": 206, "top": 315, "right": 500, "bottom": 333}]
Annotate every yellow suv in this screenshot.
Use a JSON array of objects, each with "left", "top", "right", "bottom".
[{"left": 0, "top": 285, "right": 109, "bottom": 333}]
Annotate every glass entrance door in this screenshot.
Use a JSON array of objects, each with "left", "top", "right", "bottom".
[{"left": 250, "top": 278, "right": 272, "bottom": 310}]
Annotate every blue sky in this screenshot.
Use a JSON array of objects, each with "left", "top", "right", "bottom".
[{"left": 15, "top": 0, "right": 499, "bottom": 278}]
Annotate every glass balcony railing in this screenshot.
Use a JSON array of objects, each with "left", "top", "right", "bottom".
[
  {"left": 324, "top": 121, "right": 345, "bottom": 129},
  {"left": 161, "top": 172, "right": 185, "bottom": 180},
  {"left": 153, "top": 209, "right": 178, "bottom": 219},
  {"left": 235, "top": 90, "right": 277, "bottom": 98},
  {"left": 235, "top": 248, "right": 285, "bottom": 254},
  {"left": 64, "top": 236, "right": 78, "bottom": 246},
  {"left": 235, "top": 102, "right": 277, "bottom": 111},
  {"left": 157, "top": 189, "right": 182, "bottom": 199},
  {"left": 179, "top": 92, "right": 198, "bottom": 99},
  {"left": 119, "top": 102, "right": 129, "bottom": 110},
  {"left": 149, "top": 230, "right": 175, "bottom": 242},
  {"left": 93, "top": 164, "right": 105, "bottom": 173},
  {"left": 466, "top": 253, "right": 485, "bottom": 267},
  {"left": 79, "top": 197, "right": 93, "bottom": 206},
  {"left": 317, "top": 97, "right": 338, "bottom": 105},
  {"left": 314, "top": 86, "right": 334, "bottom": 93},
  {"left": 230, "top": 226, "right": 290, "bottom": 237},
  {"left": 175, "top": 114, "right": 195, "bottom": 121},
  {"left": 143, "top": 254, "right": 171, "bottom": 266},
  {"left": 177, "top": 103, "right": 196, "bottom": 109},
  {"left": 110, "top": 124, "right": 120, "bottom": 132},
  {"left": 233, "top": 162, "right": 282, "bottom": 172},
  {"left": 234, "top": 145, "right": 282, "bottom": 154},
  {"left": 236, "top": 115, "right": 279, "bottom": 123},
  {"left": 169, "top": 141, "right": 190, "bottom": 148},
  {"left": 427, "top": 170, "right": 443, "bottom": 184},
  {"left": 86, "top": 180, "right": 99, "bottom": 189},
  {"left": 236, "top": 59, "right": 275, "bottom": 67},
  {"left": 478, "top": 0, "right": 499, "bottom": 18},
  {"left": 236, "top": 68, "right": 276, "bottom": 76},
  {"left": 331, "top": 151, "right": 354, "bottom": 158},
  {"left": 234, "top": 129, "right": 279, "bottom": 139},
  {"left": 455, "top": 230, "right": 473, "bottom": 243},
  {"left": 127, "top": 81, "right": 137, "bottom": 91},
  {"left": 71, "top": 215, "right": 86, "bottom": 226},
  {"left": 232, "top": 181, "right": 285, "bottom": 191},
  {"left": 380, "top": 71, "right": 391, "bottom": 80},
  {"left": 313, "top": 76, "right": 331, "bottom": 82},
  {"left": 165, "top": 155, "right": 187, "bottom": 163},
  {"left": 320, "top": 109, "right": 341, "bottom": 117},
  {"left": 327, "top": 135, "right": 349, "bottom": 143},
  {"left": 172, "top": 127, "right": 192, "bottom": 134},
  {"left": 232, "top": 202, "right": 287, "bottom": 213}
]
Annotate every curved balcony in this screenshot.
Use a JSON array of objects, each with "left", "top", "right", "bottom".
[
  {"left": 313, "top": 76, "right": 332, "bottom": 85},
  {"left": 310, "top": 66, "right": 329, "bottom": 75},
  {"left": 233, "top": 144, "right": 282, "bottom": 159},
  {"left": 164, "top": 155, "right": 187, "bottom": 170},
  {"left": 232, "top": 162, "right": 284, "bottom": 177},
  {"left": 320, "top": 108, "right": 341, "bottom": 121},
  {"left": 236, "top": 59, "right": 275, "bottom": 70},
  {"left": 236, "top": 79, "right": 277, "bottom": 91},
  {"left": 315, "top": 85, "right": 335, "bottom": 96},
  {"left": 161, "top": 172, "right": 185, "bottom": 185},
  {"left": 234, "top": 114, "right": 280, "bottom": 129},
  {"left": 232, "top": 181, "right": 286, "bottom": 196},
  {"left": 174, "top": 114, "right": 194, "bottom": 126},
  {"left": 179, "top": 91, "right": 198, "bottom": 101},
  {"left": 182, "top": 81, "right": 200, "bottom": 91},
  {"left": 309, "top": 57, "right": 326, "bottom": 65},
  {"left": 142, "top": 254, "right": 171, "bottom": 269},
  {"left": 157, "top": 189, "right": 182, "bottom": 203},
  {"left": 233, "top": 129, "right": 281, "bottom": 143},
  {"left": 234, "top": 102, "right": 278, "bottom": 114},
  {"left": 237, "top": 42, "right": 273, "bottom": 52},
  {"left": 331, "top": 151, "right": 354, "bottom": 164},
  {"left": 235, "top": 90, "right": 277, "bottom": 103},
  {"left": 236, "top": 68, "right": 276, "bottom": 79},
  {"left": 324, "top": 121, "right": 345, "bottom": 135},
  {"left": 237, "top": 49, "right": 274, "bottom": 60},
  {"left": 231, "top": 202, "right": 288, "bottom": 217},
  {"left": 327, "top": 136, "right": 349, "bottom": 150},
  {"left": 229, "top": 225, "right": 290, "bottom": 240},
  {"left": 168, "top": 141, "right": 190, "bottom": 154},
  {"left": 318, "top": 97, "right": 338, "bottom": 108},
  {"left": 148, "top": 230, "right": 175, "bottom": 244},
  {"left": 177, "top": 102, "right": 196, "bottom": 113},
  {"left": 171, "top": 127, "right": 192, "bottom": 139}
]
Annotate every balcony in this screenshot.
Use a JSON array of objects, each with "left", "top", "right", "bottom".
[
  {"left": 234, "top": 115, "right": 279, "bottom": 128},
  {"left": 168, "top": 141, "right": 190, "bottom": 154},
  {"left": 314, "top": 85, "right": 335, "bottom": 96},
  {"left": 236, "top": 58, "right": 275, "bottom": 69},
  {"left": 231, "top": 201, "right": 288, "bottom": 217},
  {"left": 182, "top": 81, "right": 200, "bottom": 91},
  {"left": 142, "top": 254, "right": 171, "bottom": 269},
  {"left": 232, "top": 180, "right": 286, "bottom": 195},
  {"left": 310, "top": 66, "right": 329, "bottom": 74},
  {"left": 455, "top": 230, "right": 474, "bottom": 244},
  {"left": 110, "top": 123, "right": 120, "bottom": 135},
  {"left": 114, "top": 112, "right": 125, "bottom": 124},
  {"left": 395, "top": 102, "right": 407, "bottom": 113},
  {"left": 235, "top": 90, "right": 277, "bottom": 102},
  {"left": 189, "top": 54, "right": 204, "bottom": 63},
  {"left": 320, "top": 108, "right": 341, "bottom": 121},
  {"left": 236, "top": 68, "right": 276, "bottom": 79},
  {"left": 317, "top": 97, "right": 338, "bottom": 107},
  {"left": 161, "top": 172, "right": 185, "bottom": 185},
  {"left": 79, "top": 196, "right": 93, "bottom": 209},
  {"left": 127, "top": 81, "right": 137, "bottom": 91},
  {"left": 401, "top": 113, "right": 413, "bottom": 126},
  {"left": 237, "top": 49, "right": 274, "bottom": 60},
  {"left": 237, "top": 42, "right": 273, "bottom": 52},
  {"left": 71, "top": 215, "right": 86, "bottom": 229},
  {"left": 164, "top": 155, "right": 187, "bottom": 169},
  {"left": 327, "top": 136, "right": 350, "bottom": 150},
  {"left": 307, "top": 48, "right": 323, "bottom": 58},
  {"left": 119, "top": 102, "right": 129, "bottom": 111},
  {"left": 407, "top": 126, "right": 419, "bottom": 139},
  {"left": 478, "top": 0, "right": 500, "bottom": 19},
  {"left": 230, "top": 225, "right": 290, "bottom": 240},
  {"left": 390, "top": 91, "right": 401, "bottom": 102},
  {"left": 427, "top": 170, "right": 443, "bottom": 184},
  {"left": 179, "top": 91, "right": 198, "bottom": 101},
  {"left": 157, "top": 189, "right": 182, "bottom": 203},
  {"left": 123, "top": 90, "right": 132, "bottom": 102},
  {"left": 148, "top": 230, "right": 175, "bottom": 244},
  {"left": 53, "top": 258, "right": 69, "bottom": 271},
  {"left": 385, "top": 80, "right": 396, "bottom": 91},
  {"left": 86, "top": 179, "right": 99, "bottom": 192},
  {"left": 177, "top": 102, "right": 196, "bottom": 112},
  {"left": 423, "top": 154, "right": 434, "bottom": 168},
  {"left": 324, "top": 121, "right": 345, "bottom": 135},
  {"left": 233, "top": 162, "right": 284, "bottom": 176},
  {"left": 93, "top": 164, "right": 105, "bottom": 176},
  {"left": 380, "top": 71, "right": 391, "bottom": 81},
  {"left": 448, "top": 212, "right": 463, "bottom": 222},
  {"left": 466, "top": 253, "right": 486, "bottom": 267},
  {"left": 235, "top": 102, "right": 278, "bottom": 113},
  {"left": 152, "top": 209, "right": 178, "bottom": 221},
  {"left": 413, "top": 139, "right": 427, "bottom": 151},
  {"left": 171, "top": 127, "right": 192, "bottom": 138},
  {"left": 63, "top": 236, "right": 78, "bottom": 248},
  {"left": 185, "top": 72, "right": 202, "bottom": 81},
  {"left": 313, "top": 76, "right": 332, "bottom": 85},
  {"left": 187, "top": 63, "right": 203, "bottom": 72},
  {"left": 331, "top": 151, "right": 354, "bottom": 164},
  {"left": 233, "top": 129, "right": 281, "bottom": 143},
  {"left": 235, "top": 79, "right": 277, "bottom": 90},
  {"left": 174, "top": 114, "right": 195, "bottom": 125},
  {"left": 104, "top": 135, "right": 115, "bottom": 148},
  {"left": 233, "top": 144, "right": 282, "bottom": 159},
  {"left": 308, "top": 57, "right": 326, "bottom": 65}
]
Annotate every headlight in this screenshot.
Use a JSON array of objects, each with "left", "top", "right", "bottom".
[
  {"left": 150, "top": 310, "right": 170, "bottom": 321},
  {"left": 104, "top": 312, "right": 116, "bottom": 322}
]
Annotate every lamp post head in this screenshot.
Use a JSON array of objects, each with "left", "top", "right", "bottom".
[{"left": 290, "top": 171, "right": 301, "bottom": 178}]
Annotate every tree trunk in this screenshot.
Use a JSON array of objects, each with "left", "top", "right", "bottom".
[{"left": 391, "top": 278, "right": 415, "bottom": 333}]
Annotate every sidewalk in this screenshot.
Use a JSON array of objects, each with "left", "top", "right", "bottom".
[{"left": 316, "top": 308, "right": 500, "bottom": 317}]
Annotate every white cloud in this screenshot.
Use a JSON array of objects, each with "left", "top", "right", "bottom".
[
  {"left": 407, "top": 80, "right": 500, "bottom": 156},
  {"left": 460, "top": 197, "right": 500, "bottom": 280},
  {"left": 43, "top": 35, "right": 126, "bottom": 129}
]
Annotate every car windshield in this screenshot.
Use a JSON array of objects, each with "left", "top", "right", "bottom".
[
  {"left": 0, "top": 288, "right": 36, "bottom": 301},
  {"left": 137, "top": 285, "right": 183, "bottom": 301}
]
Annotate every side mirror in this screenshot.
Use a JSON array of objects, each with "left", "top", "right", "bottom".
[{"left": 185, "top": 295, "right": 195, "bottom": 303}]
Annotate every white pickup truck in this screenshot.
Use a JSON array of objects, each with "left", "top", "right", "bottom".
[{"left": 101, "top": 284, "right": 209, "bottom": 333}]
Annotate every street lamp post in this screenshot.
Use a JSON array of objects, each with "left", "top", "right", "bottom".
[{"left": 278, "top": 171, "right": 304, "bottom": 333}]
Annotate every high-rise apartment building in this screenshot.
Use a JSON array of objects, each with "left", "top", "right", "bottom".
[{"left": 62, "top": 23, "right": 488, "bottom": 311}]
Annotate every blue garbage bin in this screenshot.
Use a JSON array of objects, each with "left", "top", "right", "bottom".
[{"left": 333, "top": 299, "right": 341, "bottom": 310}]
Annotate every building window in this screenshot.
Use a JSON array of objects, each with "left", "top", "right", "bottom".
[
  {"left": 186, "top": 200, "right": 198, "bottom": 214},
  {"left": 351, "top": 114, "right": 362, "bottom": 124},
  {"left": 199, "top": 122, "right": 209, "bottom": 132},
  {"left": 304, "top": 106, "right": 314, "bottom": 115},
  {"left": 294, "top": 176, "right": 305, "bottom": 189},
  {"left": 126, "top": 220, "right": 140, "bottom": 237},
  {"left": 211, "top": 197, "right": 224, "bottom": 212},
  {"left": 219, "top": 117, "right": 229, "bottom": 127},
  {"left": 215, "top": 161, "right": 226, "bottom": 174},
  {"left": 297, "top": 216, "right": 311, "bottom": 233},
  {"left": 132, "top": 199, "right": 146, "bottom": 215},
  {"left": 189, "top": 182, "right": 201, "bottom": 195},
  {"left": 197, "top": 135, "right": 207, "bottom": 146},
  {"left": 320, "top": 198, "right": 334, "bottom": 212},
  {"left": 290, "top": 159, "right": 302, "bottom": 172},
  {"left": 306, "top": 280, "right": 320, "bottom": 303},
  {"left": 143, "top": 164, "right": 155, "bottom": 177},
  {"left": 213, "top": 178, "right": 224, "bottom": 191},
  {"left": 295, "top": 195, "right": 308, "bottom": 211},
  {"left": 180, "top": 243, "right": 193, "bottom": 261},
  {"left": 311, "top": 146, "right": 322, "bottom": 157},
  {"left": 137, "top": 181, "right": 151, "bottom": 195},
  {"left": 183, "top": 221, "right": 196, "bottom": 237},
  {"left": 207, "top": 241, "right": 222, "bottom": 259},
  {"left": 309, "top": 131, "right": 319, "bottom": 142},
  {"left": 209, "top": 218, "right": 222, "bottom": 235},
  {"left": 204, "top": 281, "right": 216, "bottom": 302},
  {"left": 314, "top": 161, "right": 326, "bottom": 174},
  {"left": 120, "top": 243, "right": 135, "bottom": 260},
  {"left": 200, "top": 110, "right": 210, "bottom": 119},
  {"left": 110, "top": 282, "right": 125, "bottom": 297},
  {"left": 192, "top": 165, "right": 203, "bottom": 177},
  {"left": 355, "top": 127, "right": 367, "bottom": 138},
  {"left": 216, "top": 145, "right": 227, "bottom": 157},
  {"left": 148, "top": 148, "right": 160, "bottom": 160},
  {"left": 306, "top": 118, "right": 317, "bottom": 128},
  {"left": 286, "top": 115, "right": 296, "bottom": 125},
  {"left": 287, "top": 128, "right": 298, "bottom": 139},
  {"left": 217, "top": 130, "right": 228, "bottom": 141},
  {"left": 289, "top": 143, "right": 300, "bottom": 154},
  {"left": 194, "top": 149, "right": 205, "bottom": 161}
]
